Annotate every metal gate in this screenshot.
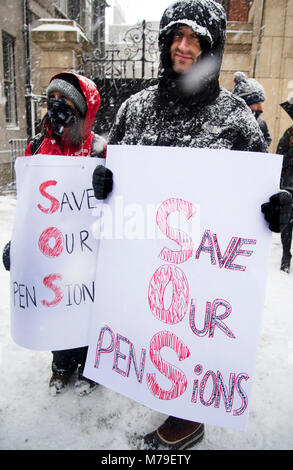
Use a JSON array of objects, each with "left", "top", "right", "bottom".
[{"left": 80, "top": 20, "right": 159, "bottom": 137}]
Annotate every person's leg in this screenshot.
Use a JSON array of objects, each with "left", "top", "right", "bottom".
[
  {"left": 281, "top": 218, "right": 293, "bottom": 272},
  {"left": 75, "top": 347, "right": 98, "bottom": 396},
  {"left": 49, "top": 348, "right": 80, "bottom": 393},
  {"left": 280, "top": 191, "right": 293, "bottom": 273}
]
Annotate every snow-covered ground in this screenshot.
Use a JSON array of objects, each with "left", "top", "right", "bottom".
[{"left": 0, "top": 191, "right": 293, "bottom": 450}]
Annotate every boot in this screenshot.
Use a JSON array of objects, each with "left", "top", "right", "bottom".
[
  {"left": 281, "top": 252, "right": 291, "bottom": 273},
  {"left": 142, "top": 416, "right": 204, "bottom": 450},
  {"left": 74, "top": 365, "right": 98, "bottom": 396},
  {"left": 49, "top": 373, "right": 71, "bottom": 395}
]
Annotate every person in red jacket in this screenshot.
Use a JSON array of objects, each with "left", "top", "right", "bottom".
[
  {"left": 26, "top": 71, "right": 106, "bottom": 396},
  {"left": 2, "top": 72, "right": 112, "bottom": 393},
  {"left": 26, "top": 71, "right": 106, "bottom": 158}
]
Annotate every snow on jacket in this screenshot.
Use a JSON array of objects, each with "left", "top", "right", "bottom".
[
  {"left": 25, "top": 72, "right": 106, "bottom": 158},
  {"left": 257, "top": 116, "right": 272, "bottom": 149},
  {"left": 109, "top": 0, "right": 266, "bottom": 153},
  {"left": 109, "top": 85, "right": 266, "bottom": 151}
]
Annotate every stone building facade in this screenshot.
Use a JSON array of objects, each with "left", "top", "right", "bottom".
[
  {"left": 0, "top": 0, "right": 292, "bottom": 185},
  {"left": 220, "top": 0, "right": 293, "bottom": 153},
  {"left": 0, "top": 0, "right": 107, "bottom": 185},
  {"left": 0, "top": 0, "right": 52, "bottom": 184},
  {"left": 107, "top": 0, "right": 293, "bottom": 153}
]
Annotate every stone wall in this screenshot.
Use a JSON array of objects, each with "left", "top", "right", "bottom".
[
  {"left": 0, "top": 0, "right": 27, "bottom": 180},
  {"left": 221, "top": 0, "right": 293, "bottom": 153}
]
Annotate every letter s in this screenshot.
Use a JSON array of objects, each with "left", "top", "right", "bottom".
[
  {"left": 233, "top": 373, "right": 249, "bottom": 416},
  {"left": 156, "top": 198, "right": 196, "bottom": 264},
  {"left": 38, "top": 180, "right": 60, "bottom": 214},
  {"left": 146, "top": 331, "right": 190, "bottom": 400},
  {"left": 42, "top": 274, "right": 63, "bottom": 307}
]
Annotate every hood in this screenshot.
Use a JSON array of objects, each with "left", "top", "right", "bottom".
[
  {"left": 232, "top": 72, "right": 266, "bottom": 106},
  {"left": 158, "top": 0, "right": 226, "bottom": 105},
  {"left": 281, "top": 98, "right": 293, "bottom": 121},
  {"left": 48, "top": 72, "right": 101, "bottom": 140}
]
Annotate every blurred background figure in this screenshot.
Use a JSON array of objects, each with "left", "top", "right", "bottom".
[
  {"left": 277, "top": 98, "right": 293, "bottom": 273},
  {"left": 232, "top": 71, "right": 272, "bottom": 149}
]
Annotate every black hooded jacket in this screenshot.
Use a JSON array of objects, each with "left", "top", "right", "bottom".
[{"left": 109, "top": 0, "right": 266, "bottom": 152}]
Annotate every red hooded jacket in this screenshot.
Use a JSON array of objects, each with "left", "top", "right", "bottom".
[{"left": 25, "top": 72, "right": 105, "bottom": 157}]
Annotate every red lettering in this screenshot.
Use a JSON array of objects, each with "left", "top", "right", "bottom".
[
  {"left": 38, "top": 180, "right": 60, "bottom": 214},
  {"left": 42, "top": 274, "right": 63, "bottom": 307},
  {"left": 156, "top": 198, "right": 196, "bottom": 264},
  {"left": 147, "top": 331, "right": 190, "bottom": 400},
  {"left": 38, "top": 227, "right": 64, "bottom": 258},
  {"left": 148, "top": 264, "right": 189, "bottom": 324}
]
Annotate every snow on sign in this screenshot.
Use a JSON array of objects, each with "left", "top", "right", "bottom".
[
  {"left": 84, "top": 144, "right": 282, "bottom": 431},
  {"left": 10, "top": 155, "right": 104, "bottom": 351}
]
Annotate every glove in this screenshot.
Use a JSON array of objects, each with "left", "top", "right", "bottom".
[
  {"left": 261, "top": 191, "right": 293, "bottom": 233},
  {"left": 2, "top": 241, "right": 11, "bottom": 271},
  {"left": 92, "top": 165, "right": 113, "bottom": 200}
]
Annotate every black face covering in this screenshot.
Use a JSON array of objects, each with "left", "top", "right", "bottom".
[{"left": 47, "top": 98, "right": 76, "bottom": 137}]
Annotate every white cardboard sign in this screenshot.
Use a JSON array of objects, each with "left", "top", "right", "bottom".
[
  {"left": 10, "top": 155, "right": 104, "bottom": 351},
  {"left": 84, "top": 145, "right": 282, "bottom": 431}
]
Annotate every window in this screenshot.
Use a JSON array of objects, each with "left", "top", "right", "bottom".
[
  {"left": 55, "top": 0, "right": 68, "bottom": 16},
  {"left": 2, "top": 31, "right": 18, "bottom": 126},
  {"left": 217, "top": 0, "right": 251, "bottom": 22},
  {"left": 81, "top": 0, "right": 93, "bottom": 41}
]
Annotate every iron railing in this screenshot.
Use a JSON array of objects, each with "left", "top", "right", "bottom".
[
  {"left": 9, "top": 138, "right": 27, "bottom": 181},
  {"left": 81, "top": 20, "right": 159, "bottom": 80}
]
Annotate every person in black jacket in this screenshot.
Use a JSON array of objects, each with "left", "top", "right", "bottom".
[
  {"left": 277, "top": 99, "right": 293, "bottom": 272},
  {"left": 232, "top": 71, "right": 272, "bottom": 149},
  {"left": 108, "top": 8, "right": 266, "bottom": 151},
  {"left": 91, "top": 0, "right": 291, "bottom": 450}
]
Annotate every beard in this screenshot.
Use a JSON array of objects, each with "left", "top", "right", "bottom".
[{"left": 252, "top": 110, "right": 263, "bottom": 120}]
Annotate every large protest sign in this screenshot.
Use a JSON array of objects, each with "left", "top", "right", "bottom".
[
  {"left": 10, "top": 155, "right": 104, "bottom": 351},
  {"left": 84, "top": 145, "right": 282, "bottom": 431}
]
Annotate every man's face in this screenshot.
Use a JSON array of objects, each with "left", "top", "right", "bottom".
[
  {"left": 170, "top": 25, "right": 202, "bottom": 74},
  {"left": 249, "top": 102, "right": 264, "bottom": 113},
  {"left": 249, "top": 102, "right": 264, "bottom": 119}
]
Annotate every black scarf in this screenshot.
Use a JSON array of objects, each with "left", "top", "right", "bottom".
[{"left": 47, "top": 98, "right": 77, "bottom": 137}]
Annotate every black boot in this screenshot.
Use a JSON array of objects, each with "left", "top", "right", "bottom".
[
  {"left": 281, "top": 252, "right": 292, "bottom": 273},
  {"left": 74, "top": 347, "right": 98, "bottom": 396},
  {"left": 74, "top": 364, "right": 98, "bottom": 396},
  {"left": 49, "top": 348, "right": 81, "bottom": 394},
  {"left": 281, "top": 217, "right": 293, "bottom": 273}
]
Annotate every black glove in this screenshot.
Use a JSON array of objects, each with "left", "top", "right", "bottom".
[
  {"left": 92, "top": 165, "right": 113, "bottom": 200},
  {"left": 261, "top": 191, "right": 293, "bottom": 233},
  {"left": 2, "top": 241, "right": 11, "bottom": 271}
]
